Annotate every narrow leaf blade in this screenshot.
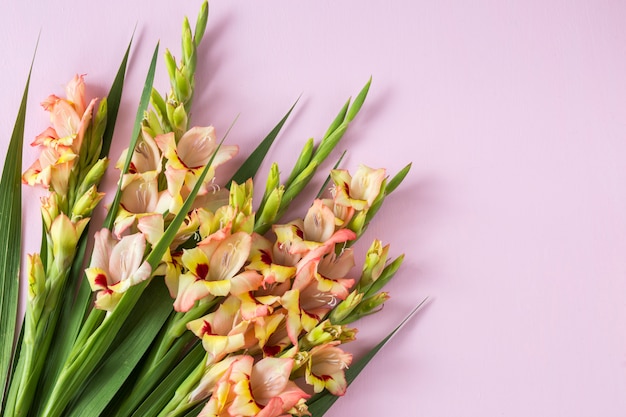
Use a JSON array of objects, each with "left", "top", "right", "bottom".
[
  {"left": 0, "top": 51, "right": 34, "bottom": 411},
  {"left": 226, "top": 98, "right": 299, "bottom": 187},
  {"left": 306, "top": 299, "right": 427, "bottom": 415},
  {"left": 103, "top": 41, "right": 160, "bottom": 230}
]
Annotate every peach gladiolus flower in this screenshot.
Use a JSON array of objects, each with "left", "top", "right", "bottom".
[
  {"left": 85, "top": 229, "right": 152, "bottom": 311},
  {"left": 330, "top": 165, "right": 385, "bottom": 211},
  {"left": 199, "top": 355, "right": 309, "bottom": 417},
  {"left": 304, "top": 342, "right": 352, "bottom": 396},
  {"left": 155, "top": 126, "right": 238, "bottom": 201},
  {"left": 23, "top": 75, "right": 97, "bottom": 194},
  {"left": 34, "top": 74, "right": 97, "bottom": 154},
  {"left": 172, "top": 232, "right": 260, "bottom": 312},
  {"left": 22, "top": 145, "right": 76, "bottom": 195}
]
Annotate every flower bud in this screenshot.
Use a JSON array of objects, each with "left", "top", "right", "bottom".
[
  {"left": 346, "top": 292, "right": 390, "bottom": 322},
  {"left": 194, "top": 1, "right": 209, "bottom": 47},
  {"left": 329, "top": 290, "right": 363, "bottom": 324},
  {"left": 229, "top": 179, "right": 254, "bottom": 215},
  {"left": 72, "top": 185, "right": 105, "bottom": 220},
  {"left": 255, "top": 186, "right": 284, "bottom": 232},
  {"left": 300, "top": 320, "right": 346, "bottom": 350},
  {"left": 27, "top": 253, "right": 46, "bottom": 304},
  {"left": 145, "top": 108, "right": 165, "bottom": 137},
  {"left": 87, "top": 98, "right": 107, "bottom": 163},
  {"left": 171, "top": 102, "right": 188, "bottom": 134},
  {"left": 175, "top": 69, "right": 192, "bottom": 104},
  {"left": 358, "top": 240, "right": 390, "bottom": 291},
  {"left": 260, "top": 163, "right": 280, "bottom": 209},
  {"left": 164, "top": 49, "right": 177, "bottom": 84},
  {"left": 347, "top": 210, "right": 366, "bottom": 236},
  {"left": 76, "top": 157, "right": 108, "bottom": 198},
  {"left": 50, "top": 214, "right": 81, "bottom": 270},
  {"left": 40, "top": 193, "right": 60, "bottom": 232},
  {"left": 182, "top": 17, "right": 195, "bottom": 70}
]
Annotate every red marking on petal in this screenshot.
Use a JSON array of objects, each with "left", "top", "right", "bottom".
[
  {"left": 195, "top": 263, "right": 209, "bottom": 280},
  {"left": 263, "top": 345, "right": 281, "bottom": 357},
  {"left": 295, "top": 226, "right": 304, "bottom": 240},
  {"left": 260, "top": 250, "right": 272, "bottom": 265},
  {"left": 200, "top": 320, "right": 213, "bottom": 336},
  {"left": 94, "top": 273, "right": 108, "bottom": 289}
]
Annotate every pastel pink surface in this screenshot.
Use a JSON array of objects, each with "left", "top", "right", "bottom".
[{"left": 1, "top": 1, "right": 625, "bottom": 416}]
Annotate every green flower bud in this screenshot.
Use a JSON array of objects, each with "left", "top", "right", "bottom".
[
  {"left": 175, "top": 68, "right": 192, "bottom": 104},
  {"left": 300, "top": 320, "right": 340, "bottom": 350},
  {"left": 254, "top": 185, "right": 284, "bottom": 234},
  {"left": 182, "top": 17, "right": 195, "bottom": 70},
  {"left": 347, "top": 210, "right": 367, "bottom": 236},
  {"left": 358, "top": 240, "right": 390, "bottom": 291},
  {"left": 229, "top": 179, "right": 254, "bottom": 215},
  {"left": 49, "top": 214, "right": 82, "bottom": 270},
  {"left": 27, "top": 253, "right": 46, "bottom": 305},
  {"left": 76, "top": 157, "right": 109, "bottom": 198},
  {"left": 172, "top": 102, "right": 188, "bottom": 134},
  {"left": 41, "top": 193, "right": 60, "bottom": 232},
  {"left": 285, "top": 138, "right": 314, "bottom": 188},
  {"left": 194, "top": 1, "right": 209, "bottom": 47},
  {"left": 72, "top": 185, "right": 105, "bottom": 220},
  {"left": 164, "top": 49, "right": 177, "bottom": 84},
  {"left": 345, "top": 292, "right": 390, "bottom": 323},
  {"left": 145, "top": 109, "right": 165, "bottom": 136},
  {"left": 329, "top": 290, "right": 363, "bottom": 324},
  {"left": 258, "top": 163, "right": 279, "bottom": 214}
]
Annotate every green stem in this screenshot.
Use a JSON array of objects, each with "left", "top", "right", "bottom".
[
  {"left": 156, "top": 355, "right": 207, "bottom": 417},
  {"left": 113, "top": 298, "right": 219, "bottom": 417},
  {"left": 5, "top": 254, "right": 76, "bottom": 417}
]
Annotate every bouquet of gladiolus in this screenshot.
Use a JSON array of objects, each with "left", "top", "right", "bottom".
[{"left": 0, "top": 2, "right": 419, "bottom": 417}]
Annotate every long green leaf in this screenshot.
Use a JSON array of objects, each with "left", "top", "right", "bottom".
[
  {"left": 65, "top": 281, "right": 173, "bottom": 417},
  {"left": 226, "top": 97, "right": 299, "bottom": 188},
  {"left": 33, "top": 38, "right": 134, "bottom": 414},
  {"left": 0, "top": 48, "right": 35, "bottom": 413},
  {"left": 129, "top": 343, "right": 205, "bottom": 417},
  {"left": 306, "top": 299, "right": 427, "bottom": 415},
  {"left": 103, "top": 42, "right": 160, "bottom": 230}
]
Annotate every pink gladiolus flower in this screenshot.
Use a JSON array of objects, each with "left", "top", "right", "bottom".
[
  {"left": 173, "top": 232, "right": 257, "bottom": 312},
  {"left": 36, "top": 74, "right": 97, "bottom": 154},
  {"left": 330, "top": 165, "right": 385, "bottom": 211},
  {"left": 23, "top": 74, "right": 97, "bottom": 195},
  {"left": 22, "top": 145, "right": 76, "bottom": 194},
  {"left": 199, "top": 355, "right": 309, "bottom": 417},
  {"left": 155, "top": 127, "right": 238, "bottom": 202},
  {"left": 85, "top": 229, "right": 152, "bottom": 311},
  {"left": 305, "top": 342, "right": 352, "bottom": 396},
  {"left": 116, "top": 128, "right": 163, "bottom": 175},
  {"left": 187, "top": 296, "right": 257, "bottom": 362}
]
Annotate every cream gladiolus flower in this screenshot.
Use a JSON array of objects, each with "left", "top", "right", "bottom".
[
  {"left": 330, "top": 164, "right": 385, "bottom": 211},
  {"left": 85, "top": 229, "right": 152, "bottom": 311}
]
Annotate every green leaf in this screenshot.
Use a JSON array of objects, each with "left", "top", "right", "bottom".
[
  {"left": 103, "top": 41, "right": 160, "bottom": 231},
  {"left": 0, "top": 47, "right": 35, "bottom": 412},
  {"left": 64, "top": 281, "right": 173, "bottom": 417},
  {"left": 100, "top": 35, "right": 133, "bottom": 158},
  {"left": 129, "top": 343, "right": 205, "bottom": 417},
  {"left": 316, "top": 150, "right": 347, "bottom": 198},
  {"left": 226, "top": 97, "right": 299, "bottom": 188},
  {"left": 385, "top": 162, "right": 411, "bottom": 196},
  {"left": 345, "top": 76, "right": 371, "bottom": 123},
  {"left": 306, "top": 299, "right": 427, "bottom": 415}
]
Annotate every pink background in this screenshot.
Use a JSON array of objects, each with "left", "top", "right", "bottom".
[{"left": 1, "top": 1, "right": 626, "bottom": 415}]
